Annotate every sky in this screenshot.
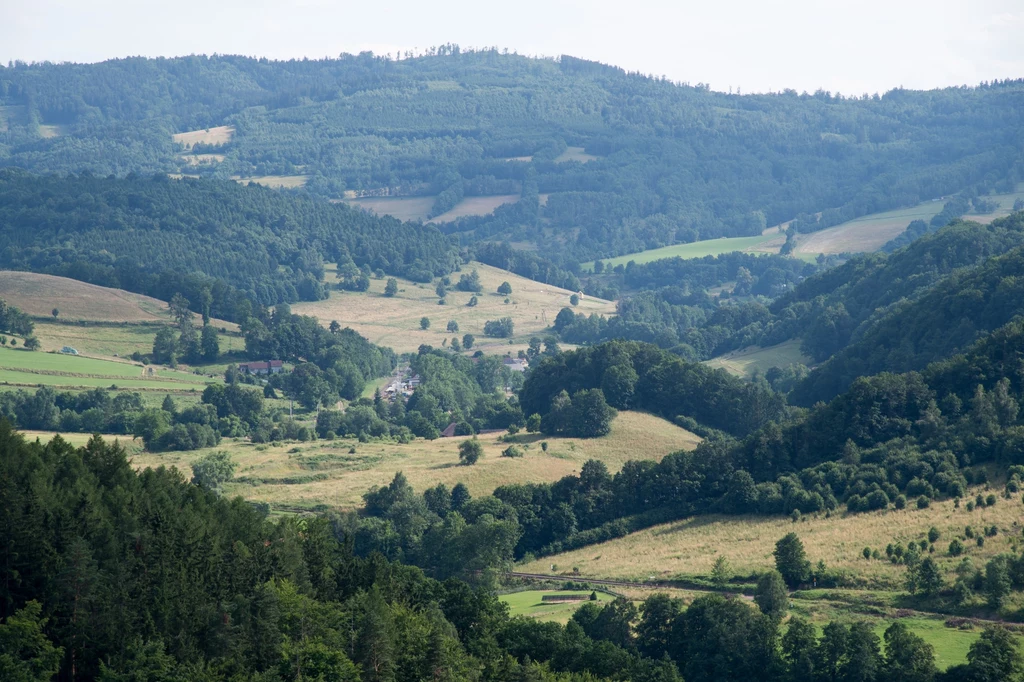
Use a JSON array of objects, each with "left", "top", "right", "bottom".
[{"left": 3, "top": 0, "right": 1023, "bottom": 94}]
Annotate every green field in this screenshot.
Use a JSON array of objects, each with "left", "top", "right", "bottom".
[
  {"left": 705, "top": 339, "right": 811, "bottom": 378},
  {"left": 500, "top": 590, "right": 613, "bottom": 623},
  {"left": 583, "top": 235, "right": 779, "bottom": 271},
  {"left": 0, "top": 346, "right": 213, "bottom": 392}
]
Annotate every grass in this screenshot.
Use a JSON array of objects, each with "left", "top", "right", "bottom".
[
  {"left": 38, "top": 124, "right": 65, "bottom": 138},
  {"left": 181, "top": 153, "right": 225, "bottom": 166},
  {"left": 429, "top": 195, "right": 520, "bottom": 223},
  {"left": 346, "top": 195, "right": 521, "bottom": 223},
  {"left": 583, "top": 235, "right": 780, "bottom": 271},
  {"left": 0, "top": 271, "right": 173, "bottom": 322},
  {"left": 172, "top": 126, "right": 235, "bottom": 146},
  {"left": 554, "top": 147, "right": 599, "bottom": 163},
  {"left": 794, "top": 203, "right": 945, "bottom": 255},
  {"left": 292, "top": 261, "right": 616, "bottom": 355},
  {"left": 0, "top": 346, "right": 213, "bottom": 392},
  {"left": 233, "top": 175, "right": 308, "bottom": 189},
  {"left": 127, "top": 410, "right": 700, "bottom": 510},
  {"left": 31, "top": 321, "right": 245, "bottom": 360},
  {"left": 500, "top": 590, "right": 612, "bottom": 623},
  {"left": 793, "top": 185, "right": 1024, "bottom": 255},
  {"left": 519, "top": 492, "right": 1024, "bottom": 589},
  {"left": 347, "top": 196, "right": 436, "bottom": 221},
  {"left": 705, "top": 339, "right": 811, "bottom": 378}
]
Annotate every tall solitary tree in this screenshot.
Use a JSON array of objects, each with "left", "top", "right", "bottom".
[{"left": 774, "top": 533, "right": 812, "bottom": 588}]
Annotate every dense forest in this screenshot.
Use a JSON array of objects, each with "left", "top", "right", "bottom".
[
  {"left": 0, "top": 170, "right": 460, "bottom": 316},
  {"left": 2, "top": 51, "right": 1023, "bottom": 262}
]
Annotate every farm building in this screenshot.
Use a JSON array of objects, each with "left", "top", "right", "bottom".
[
  {"left": 238, "top": 360, "right": 284, "bottom": 375},
  {"left": 503, "top": 357, "right": 529, "bottom": 372}
]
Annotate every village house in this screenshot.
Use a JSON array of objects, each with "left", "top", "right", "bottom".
[{"left": 237, "top": 360, "right": 284, "bottom": 375}]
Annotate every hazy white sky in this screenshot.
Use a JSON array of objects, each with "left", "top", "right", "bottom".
[{"left": 3, "top": 0, "right": 1023, "bottom": 94}]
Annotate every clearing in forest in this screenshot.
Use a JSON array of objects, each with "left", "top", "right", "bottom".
[
  {"left": 428, "top": 195, "right": 520, "bottom": 222},
  {"left": 293, "top": 261, "right": 615, "bottom": 355},
  {"left": 705, "top": 339, "right": 811, "bottom": 378},
  {"left": 172, "top": 125, "right": 235, "bottom": 147},
  {"left": 233, "top": 175, "right": 308, "bottom": 189},
  {"left": 128, "top": 410, "right": 701, "bottom": 510},
  {"left": 583, "top": 235, "right": 780, "bottom": 271},
  {"left": 554, "top": 147, "right": 600, "bottom": 163}
]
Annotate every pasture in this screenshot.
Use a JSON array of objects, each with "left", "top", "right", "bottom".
[
  {"left": 233, "top": 175, "right": 308, "bottom": 189},
  {"left": 347, "top": 194, "right": 521, "bottom": 223},
  {"left": 793, "top": 203, "right": 945, "bottom": 255},
  {"left": 960, "top": 185, "right": 1024, "bottom": 224},
  {"left": 172, "top": 125, "right": 235, "bottom": 147},
  {"left": 347, "top": 196, "right": 435, "bottom": 221},
  {"left": 583, "top": 235, "right": 780, "bottom": 271},
  {"left": 128, "top": 410, "right": 700, "bottom": 510},
  {"left": 705, "top": 339, "right": 810, "bottom": 378},
  {"left": 519, "top": 493, "right": 1024, "bottom": 589},
  {"left": 0, "top": 346, "right": 213, "bottom": 392},
  {"left": 0, "top": 271, "right": 172, "bottom": 322},
  {"left": 38, "top": 124, "right": 65, "bottom": 138},
  {"left": 429, "top": 195, "right": 520, "bottom": 222},
  {"left": 500, "top": 590, "right": 612, "bottom": 623},
  {"left": 31, "top": 321, "right": 245, "bottom": 361},
  {"left": 293, "top": 261, "right": 616, "bottom": 355},
  {"left": 181, "top": 153, "right": 226, "bottom": 166}
]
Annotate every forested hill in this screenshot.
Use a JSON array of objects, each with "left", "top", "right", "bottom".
[
  {"left": 0, "top": 170, "right": 460, "bottom": 318},
  {"left": 2, "top": 51, "right": 1023, "bottom": 261}
]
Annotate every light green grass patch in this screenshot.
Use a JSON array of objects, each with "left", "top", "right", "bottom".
[
  {"left": 584, "top": 235, "right": 780, "bottom": 271},
  {"left": 705, "top": 339, "right": 811, "bottom": 378},
  {"left": 500, "top": 590, "right": 612, "bottom": 623}
]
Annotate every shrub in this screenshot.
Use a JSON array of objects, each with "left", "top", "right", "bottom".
[
  {"left": 986, "top": 494, "right": 997, "bottom": 506},
  {"left": 966, "top": 500, "right": 976, "bottom": 511},
  {"left": 965, "top": 526, "right": 974, "bottom": 538},
  {"left": 894, "top": 495, "right": 907, "bottom": 510},
  {"left": 501, "top": 445, "right": 524, "bottom": 458},
  {"left": 863, "top": 547, "right": 872, "bottom": 560},
  {"left": 916, "top": 495, "right": 930, "bottom": 509},
  {"left": 928, "top": 527, "right": 940, "bottom": 543},
  {"left": 458, "top": 438, "right": 482, "bottom": 465},
  {"left": 977, "top": 536, "right": 985, "bottom": 547}
]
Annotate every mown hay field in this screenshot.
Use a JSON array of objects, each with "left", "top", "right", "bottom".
[
  {"left": 293, "top": 261, "right": 615, "bottom": 355},
  {"left": 129, "top": 411, "right": 700, "bottom": 510}
]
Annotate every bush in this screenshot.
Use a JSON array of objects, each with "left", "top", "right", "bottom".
[
  {"left": 501, "top": 445, "right": 524, "bottom": 458},
  {"left": 458, "top": 438, "right": 482, "bottom": 465},
  {"left": 928, "top": 527, "right": 941, "bottom": 543},
  {"left": 894, "top": 494, "right": 907, "bottom": 510},
  {"left": 986, "top": 494, "right": 997, "bottom": 506},
  {"left": 916, "top": 495, "right": 930, "bottom": 509}
]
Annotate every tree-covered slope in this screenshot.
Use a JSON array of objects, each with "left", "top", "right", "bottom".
[
  {"left": 0, "top": 170, "right": 460, "bottom": 318},
  {"left": 2, "top": 52, "right": 1023, "bottom": 261},
  {"left": 791, "top": 239, "right": 1024, "bottom": 404}
]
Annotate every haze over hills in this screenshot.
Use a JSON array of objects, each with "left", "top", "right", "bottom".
[{"left": 2, "top": 51, "right": 1022, "bottom": 263}]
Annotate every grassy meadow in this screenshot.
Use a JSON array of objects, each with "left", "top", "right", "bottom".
[
  {"left": 520, "top": 493, "right": 1024, "bottom": 589},
  {"left": 172, "top": 125, "right": 235, "bottom": 146},
  {"left": 128, "top": 410, "right": 700, "bottom": 510},
  {"left": 582, "top": 235, "right": 780, "bottom": 271},
  {"left": 293, "top": 261, "right": 615, "bottom": 355},
  {"left": 346, "top": 194, "right": 521, "bottom": 223},
  {"left": 554, "top": 147, "right": 600, "bottom": 163},
  {"left": 704, "top": 339, "right": 811, "bottom": 378},
  {"left": 233, "top": 175, "right": 309, "bottom": 189},
  {"left": 500, "top": 590, "right": 612, "bottom": 623}
]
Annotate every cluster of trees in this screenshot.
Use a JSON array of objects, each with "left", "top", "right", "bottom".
[
  {"left": 0, "top": 298, "right": 34, "bottom": 339},
  {"left": 4, "top": 53, "right": 1023, "bottom": 265},
  {"left": 520, "top": 341, "right": 786, "bottom": 438},
  {"left": 316, "top": 346, "right": 524, "bottom": 441},
  {"left": 0, "top": 170, "right": 460, "bottom": 317},
  {"left": 242, "top": 304, "right": 396, "bottom": 403},
  {"left": 150, "top": 293, "right": 220, "bottom": 365},
  {"left": 483, "top": 317, "right": 514, "bottom": 338},
  {"left": 0, "top": 383, "right": 260, "bottom": 451}
]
